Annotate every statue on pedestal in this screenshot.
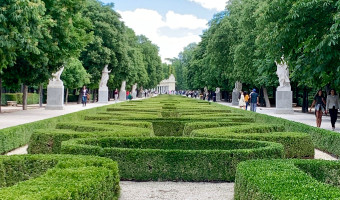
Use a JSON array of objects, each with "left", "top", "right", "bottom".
[
  {"left": 120, "top": 80, "right": 126, "bottom": 91},
  {"left": 99, "top": 65, "right": 111, "bottom": 88},
  {"left": 233, "top": 81, "right": 242, "bottom": 92},
  {"left": 276, "top": 58, "right": 291, "bottom": 91}
]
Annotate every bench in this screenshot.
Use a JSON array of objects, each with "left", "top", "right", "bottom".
[
  {"left": 292, "top": 103, "right": 297, "bottom": 107},
  {"left": 7, "top": 101, "right": 17, "bottom": 106}
]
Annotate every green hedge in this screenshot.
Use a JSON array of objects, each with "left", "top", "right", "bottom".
[
  {"left": 0, "top": 104, "right": 110, "bottom": 154},
  {"left": 183, "top": 121, "right": 243, "bottom": 135},
  {"left": 0, "top": 154, "right": 119, "bottom": 200},
  {"left": 28, "top": 126, "right": 153, "bottom": 154},
  {"left": 61, "top": 137, "right": 284, "bottom": 181},
  {"left": 235, "top": 159, "right": 340, "bottom": 200},
  {"left": 213, "top": 103, "right": 340, "bottom": 157},
  {"left": 1, "top": 93, "right": 40, "bottom": 105}
]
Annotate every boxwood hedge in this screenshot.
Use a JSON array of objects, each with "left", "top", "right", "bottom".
[
  {"left": 0, "top": 154, "right": 119, "bottom": 200},
  {"left": 235, "top": 159, "right": 340, "bottom": 200},
  {"left": 61, "top": 137, "right": 284, "bottom": 181}
]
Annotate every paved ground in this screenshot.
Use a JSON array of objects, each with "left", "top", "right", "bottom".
[
  {"left": 1, "top": 97, "right": 339, "bottom": 200},
  {"left": 218, "top": 102, "right": 340, "bottom": 132},
  {"left": 0, "top": 101, "right": 121, "bottom": 129}
]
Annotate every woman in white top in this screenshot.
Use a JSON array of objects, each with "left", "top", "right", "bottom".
[
  {"left": 239, "top": 91, "right": 246, "bottom": 109},
  {"left": 326, "top": 89, "right": 340, "bottom": 131}
]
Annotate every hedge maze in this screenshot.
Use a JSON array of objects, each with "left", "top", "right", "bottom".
[{"left": 1, "top": 95, "right": 340, "bottom": 198}]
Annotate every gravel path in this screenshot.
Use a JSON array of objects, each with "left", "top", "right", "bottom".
[{"left": 119, "top": 181, "right": 234, "bottom": 200}]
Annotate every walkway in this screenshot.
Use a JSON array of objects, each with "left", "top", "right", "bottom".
[
  {"left": 218, "top": 102, "right": 340, "bottom": 133},
  {"left": 0, "top": 100, "right": 122, "bottom": 129}
]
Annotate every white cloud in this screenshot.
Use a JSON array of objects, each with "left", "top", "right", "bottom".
[
  {"left": 118, "top": 9, "right": 207, "bottom": 62},
  {"left": 189, "top": 0, "right": 227, "bottom": 11},
  {"left": 165, "top": 11, "right": 208, "bottom": 30}
]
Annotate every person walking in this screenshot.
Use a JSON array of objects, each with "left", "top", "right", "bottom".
[
  {"left": 244, "top": 92, "right": 249, "bottom": 110},
  {"left": 326, "top": 89, "right": 340, "bottom": 131},
  {"left": 81, "top": 85, "right": 89, "bottom": 107},
  {"left": 239, "top": 91, "right": 246, "bottom": 109},
  {"left": 249, "top": 89, "right": 259, "bottom": 112},
  {"left": 310, "top": 90, "right": 326, "bottom": 128},
  {"left": 114, "top": 88, "right": 119, "bottom": 103}
]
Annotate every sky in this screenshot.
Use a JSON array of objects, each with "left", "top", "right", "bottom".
[{"left": 101, "top": 0, "right": 228, "bottom": 62}]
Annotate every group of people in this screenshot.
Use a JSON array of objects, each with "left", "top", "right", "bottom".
[
  {"left": 238, "top": 89, "right": 259, "bottom": 112},
  {"left": 310, "top": 89, "right": 339, "bottom": 131}
]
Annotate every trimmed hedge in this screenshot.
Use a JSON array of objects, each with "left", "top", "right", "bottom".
[
  {"left": 28, "top": 126, "right": 153, "bottom": 154},
  {"left": 235, "top": 159, "right": 340, "bottom": 200},
  {"left": 61, "top": 137, "right": 284, "bottom": 181},
  {"left": 0, "top": 104, "right": 111, "bottom": 154},
  {"left": 0, "top": 154, "right": 119, "bottom": 199}
]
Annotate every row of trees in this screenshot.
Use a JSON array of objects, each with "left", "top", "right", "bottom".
[
  {"left": 172, "top": 0, "right": 339, "bottom": 106},
  {"left": 0, "top": 0, "right": 170, "bottom": 110}
]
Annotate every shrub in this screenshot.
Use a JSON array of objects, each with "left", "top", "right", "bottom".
[
  {"left": 28, "top": 126, "right": 153, "bottom": 154},
  {"left": 61, "top": 137, "right": 284, "bottom": 181},
  {"left": 152, "top": 121, "right": 186, "bottom": 136},
  {"left": 0, "top": 154, "right": 119, "bottom": 200},
  {"left": 235, "top": 159, "right": 340, "bottom": 200}
]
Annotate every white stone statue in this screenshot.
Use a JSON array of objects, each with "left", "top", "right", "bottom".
[
  {"left": 215, "top": 87, "right": 220, "bottom": 93},
  {"left": 120, "top": 80, "right": 126, "bottom": 91},
  {"left": 233, "top": 81, "right": 242, "bottom": 92},
  {"left": 204, "top": 87, "right": 208, "bottom": 95},
  {"left": 99, "top": 65, "right": 111, "bottom": 88},
  {"left": 132, "top": 83, "right": 137, "bottom": 92},
  {"left": 51, "top": 66, "right": 64, "bottom": 82},
  {"left": 276, "top": 58, "right": 291, "bottom": 91}
]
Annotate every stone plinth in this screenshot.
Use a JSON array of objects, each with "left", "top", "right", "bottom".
[
  {"left": 132, "top": 92, "right": 137, "bottom": 99},
  {"left": 98, "top": 87, "right": 109, "bottom": 103},
  {"left": 119, "top": 91, "right": 126, "bottom": 101},
  {"left": 46, "top": 81, "right": 64, "bottom": 110},
  {"left": 216, "top": 92, "right": 221, "bottom": 102},
  {"left": 232, "top": 91, "right": 239, "bottom": 106},
  {"left": 275, "top": 90, "right": 294, "bottom": 114}
]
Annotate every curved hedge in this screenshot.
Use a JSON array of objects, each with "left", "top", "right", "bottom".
[
  {"left": 61, "top": 137, "right": 284, "bottom": 181},
  {"left": 191, "top": 124, "right": 314, "bottom": 158},
  {"left": 0, "top": 154, "right": 119, "bottom": 200},
  {"left": 235, "top": 159, "right": 340, "bottom": 200}
]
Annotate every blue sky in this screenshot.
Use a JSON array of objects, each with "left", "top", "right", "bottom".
[{"left": 100, "top": 0, "right": 227, "bottom": 62}]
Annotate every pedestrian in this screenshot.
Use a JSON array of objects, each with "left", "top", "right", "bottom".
[
  {"left": 239, "top": 91, "right": 246, "bottom": 109},
  {"left": 310, "top": 90, "right": 326, "bottom": 128},
  {"left": 244, "top": 92, "right": 249, "bottom": 110},
  {"left": 126, "top": 90, "right": 130, "bottom": 100},
  {"left": 128, "top": 91, "right": 133, "bottom": 101},
  {"left": 249, "top": 89, "right": 259, "bottom": 112},
  {"left": 81, "top": 85, "right": 89, "bottom": 107},
  {"left": 326, "top": 89, "right": 339, "bottom": 131},
  {"left": 114, "top": 88, "right": 119, "bottom": 103}
]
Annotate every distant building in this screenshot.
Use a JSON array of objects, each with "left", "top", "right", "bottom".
[{"left": 156, "top": 74, "right": 176, "bottom": 94}]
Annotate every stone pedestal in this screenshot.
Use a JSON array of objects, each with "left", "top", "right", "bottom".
[
  {"left": 216, "top": 92, "right": 221, "bottom": 102},
  {"left": 232, "top": 91, "right": 239, "bottom": 106},
  {"left": 46, "top": 81, "right": 64, "bottom": 110},
  {"left": 275, "top": 90, "right": 294, "bottom": 114},
  {"left": 132, "top": 92, "right": 137, "bottom": 99},
  {"left": 119, "top": 91, "right": 126, "bottom": 101},
  {"left": 98, "top": 87, "right": 109, "bottom": 103}
]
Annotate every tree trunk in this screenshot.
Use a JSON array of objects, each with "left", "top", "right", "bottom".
[
  {"left": 23, "top": 85, "right": 28, "bottom": 110},
  {"left": 262, "top": 86, "right": 271, "bottom": 108},
  {"left": 77, "top": 89, "right": 82, "bottom": 104},
  {"left": 302, "top": 87, "right": 309, "bottom": 113},
  {"left": 39, "top": 84, "right": 43, "bottom": 107},
  {"left": 0, "top": 77, "right": 2, "bottom": 113},
  {"left": 65, "top": 88, "right": 69, "bottom": 105}
]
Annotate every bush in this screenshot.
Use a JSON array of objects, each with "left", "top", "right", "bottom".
[
  {"left": 235, "top": 159, "right": 340, "bottom": 200},
  {"left": 0, "top": 104, "right": 110, "bottom": 154},
  {"left": 61, "top": 137, "right": 284, "bottom": 181},
  {"left": 28, "top": 126, "right": 153, "bottom": 154},
  {"left": 0, "top": 154, "right": 119, "bottom": 200}
]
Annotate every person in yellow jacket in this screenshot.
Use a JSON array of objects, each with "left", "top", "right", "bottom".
[{"left": 244, "top": 92, "right": 250, "bottom": 110}]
